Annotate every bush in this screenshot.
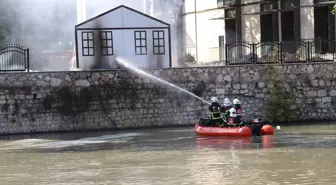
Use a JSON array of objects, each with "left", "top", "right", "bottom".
[
  {"left": 185, "top": 52, "right": 195, "bottom": 63},
  {"left": 264, "top": 65, "right": 295, "bottom": 123}
]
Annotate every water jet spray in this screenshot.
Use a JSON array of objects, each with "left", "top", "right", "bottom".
[{"left": 115, "top": 57, "right": 211, "bottom": 105}]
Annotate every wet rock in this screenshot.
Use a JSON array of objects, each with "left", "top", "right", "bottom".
[
  {"left": 318, "top": 90, "right": 327, "bottom": 97},
  {"left": 65, "top": 75, "right": 71, "bottom": 81},
  {"left": 216, "top": 75, "right": 223, "bottom": 82},
  {"left": 36, "top": 80, "right": 48, "bottom": 87},
  {"left": 329, "top": 90, "right": 336, "bottom": 96},
  {"left": 307, "top": 65, "right": 314, "bottom": 73},
  {"left": 223, "top": 75, "right": 231, "bottom": 82},
  {"left": 307, "top": 91, "right": 317, "bottom": 97},
  {"left": 311, "top": 80, "right": 318, "bottom": 87},
  {"left": 322, "top": 97, "right": 332, "bottom": 103},
  {"left": 258, "top": 82, "right": 265, "bottom": 88},
  {"left": 233, "top": 84, "right": 240, "bottom": 89},
  {"left": 216, "top": 89, "right": 225, "bottom": 95},
  {"left": 50, "top": 78, "right": 62, "bottom": 87},
  {"left": 318, "top": 80, "right": 325, "bottom": 87},
  {"left": 75, "top": 79, "right": 90, "bottom": 87}
]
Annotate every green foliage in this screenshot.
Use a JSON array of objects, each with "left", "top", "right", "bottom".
[
  {"left": 264, "top": 65, "right": 295, "bottom": 123},
  {"left": 332, "top": 5, "right": 336, "bottom": 14}
]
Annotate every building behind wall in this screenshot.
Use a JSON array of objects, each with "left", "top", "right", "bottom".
[
  {"left": 75, "top": 5, "right": 172, "bottom": 70},
  {"left": 183, "top": 0, "right": 336, "bottom": 64},
  {"left": 82, "top": 0, "right": 184, "bottom": 68}
]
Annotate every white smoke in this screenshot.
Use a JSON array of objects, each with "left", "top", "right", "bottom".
[
  {"left": 152, "top": 0, "right": 185, "bottom": 67},
  {"left": 2, "top": 0, "right": 185, "bottom": 71}
]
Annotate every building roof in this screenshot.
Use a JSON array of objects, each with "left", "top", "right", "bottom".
[{"left": 75, "top": 5, "right": 170, "bottom": 29}]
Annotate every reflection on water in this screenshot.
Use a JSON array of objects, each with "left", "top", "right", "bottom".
[{"left": 0, "top": 124, "right": 335, "bottom": 184}]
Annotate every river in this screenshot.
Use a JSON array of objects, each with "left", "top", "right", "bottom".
[{"left": 0, "top": 124, "right": 335, "bottom": 185}]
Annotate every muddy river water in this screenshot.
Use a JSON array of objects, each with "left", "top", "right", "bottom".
[{"left": 0, "top": 124, "right": 335, "bottom": 185}]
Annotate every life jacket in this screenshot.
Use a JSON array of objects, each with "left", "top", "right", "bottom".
[
  {"left": 227, "top": 108, "right": 238, "bottom": 125},
  {"left": 234, "top": 104, "right": 242, "bottom": 117},
  {"left": 209, "top": 103, "right": 222, "bottom": 119},
  {"left": 220, "top": 105, "right": 231, "bottom": 120}
]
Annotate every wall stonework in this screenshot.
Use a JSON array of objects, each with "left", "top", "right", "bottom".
[{"left": 0, "top": 63, "right": 336, "bottom": 134}]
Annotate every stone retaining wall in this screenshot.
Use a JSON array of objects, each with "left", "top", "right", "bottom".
[{"left": 0, "top": 63, "right": 335, "bottom": 134}]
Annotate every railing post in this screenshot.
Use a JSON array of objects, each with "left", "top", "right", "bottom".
[
  {"left": 307, "top": 41, "right": 310, "bottom": 63},
  {"left": 279, "top": 41, "right": 283, "bottom": 64},
  {"left": 225, "top": 44, "right": 228, "bottom": 66},
  {"left": 27, "top": 48, "right": 30, "bottom": 72},
  {"left": 334, "top": 40, "right": 336, "bottom": 60},
  {"left": 252, "top": 43, "right": 255, "bottom": 64}
]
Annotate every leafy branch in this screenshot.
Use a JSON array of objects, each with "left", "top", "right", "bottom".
[{"left": 264, "top": 65, "right": 295, "bottom": 123}]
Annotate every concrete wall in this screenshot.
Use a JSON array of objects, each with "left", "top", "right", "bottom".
[{"left": 1, "top": 63, "right": 336, "bottom": 135}]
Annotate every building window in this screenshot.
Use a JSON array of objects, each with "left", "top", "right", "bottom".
[
  {"left": 153, "top": 30, "right": 165, "bottom": 55},
  {"left": 82, "top": 31, "right": 95, "bottom": 56},
  {"left": 225, "top": 8, "right": 236, "bottom": 19},
  {"left": 101, "top": 31, "right": 113, "bottom": 55},
  {"left": 217, "top": 0, "right": 236, "bottom": 7},
  {"left": 134, "top": 31, "right": 147, "bottom": 55}
]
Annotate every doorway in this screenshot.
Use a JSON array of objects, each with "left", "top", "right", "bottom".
[
  {"left": 225, "top": 19, "right": 236, "bottom": 45},
  {"left": 281, "top": 11, "right": 294, "bottom": 41},
  {"left": 314, "top": 6, "right": 330, "bottom": 53},
  {"left": 260, "top": 13, "right": 273, "bottom": 42}
]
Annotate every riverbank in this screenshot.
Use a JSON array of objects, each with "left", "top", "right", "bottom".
[{"left": 0, "top": 63, "right": 336, "bottom": 135}]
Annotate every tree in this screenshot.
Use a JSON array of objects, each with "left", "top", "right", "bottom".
[{"left": 332, "top": 5, "right": 336, "bottom": 14}]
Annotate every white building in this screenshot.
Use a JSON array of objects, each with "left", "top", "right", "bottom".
[
  {"left": 74, "top": 5, "right": 172, "bottom": 70},
  {"left": 183, "top": 0, "right": 336, "bottom": 63}
]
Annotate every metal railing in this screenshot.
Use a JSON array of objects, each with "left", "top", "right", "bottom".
[
  {"left": 0, "top": 44, "right": 30, "bottom": 71},
  {"left": 225, "top": 39, "right": 336, "bottom": 65}
]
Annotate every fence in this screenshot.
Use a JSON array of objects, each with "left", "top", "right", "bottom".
[
  {"left": 225, "top": 39, "right": 336, "bottom": 65},
  {"left": 0, "top": 44, "right": 30, "bottom": 71}
]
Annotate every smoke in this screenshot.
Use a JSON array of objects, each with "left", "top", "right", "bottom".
[
  {"left": 0, "top": 0, "right": 185, "bottom": 71},
  {"left": 152, "top": 0, "right": 185, "bottom": 67},
  {"left": 0, "top": 0, "right": 77, "bottom": 71}
]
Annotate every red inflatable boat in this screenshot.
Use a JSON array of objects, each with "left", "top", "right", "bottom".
[{"left": 194, "top": 123, "right": 274, "bottom": 137}]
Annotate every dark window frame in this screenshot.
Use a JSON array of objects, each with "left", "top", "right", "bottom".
[
  {"left": 217, "top": 0, "right": 236, "bottom": 8},
  {"left": 152, "top": 30, "right": 165, "bottom": 55},
  {"left": 81, "top": 31, "right": 95, "bottom": 56},
  {"left": 100, "top": 31, "right": 114, "bottom": 56},
  {"left": 134, "top": 31, "right": 147, "bottom": 55}
]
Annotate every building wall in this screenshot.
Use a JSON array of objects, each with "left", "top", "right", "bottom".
[
  {"left": 182, "top": 0, "right": 335, "bottom": 63},
  {"left": 122, "top": 29, "right": 170, "bottom": 69},
  {"left": 76, "top": 7, "right": 168, "bottom": 29},
  {"left": 76, "top": 28, "right": 170, "bottom": 70},
  {"left": 1, "top": 63, "right": 336, "bottom": 135},
  {"left": 183, "top": 0, "right": 225, "bottom": 63}
]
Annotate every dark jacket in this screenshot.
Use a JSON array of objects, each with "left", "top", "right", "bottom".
[
  {"left": 220, "top": 105, "right": 232, "bottom": 113},
  {"left": 209, "top": 102, "right": 221, "bottom": 112},
  {"left": 209, "top": 102, "right": 222, "bottom": 119},
  {"left": 233, "top": 104, "right": 242, "bottom": 116}
]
